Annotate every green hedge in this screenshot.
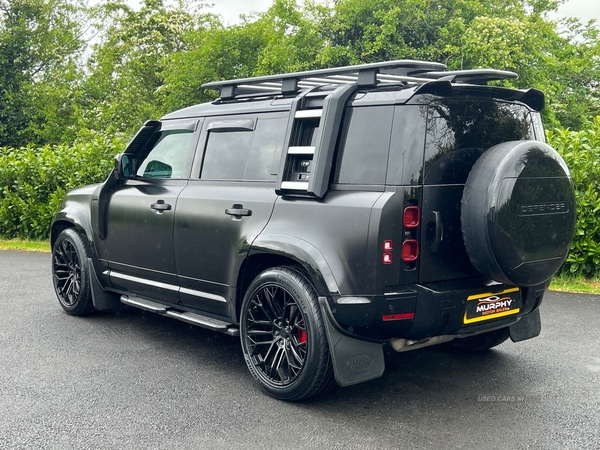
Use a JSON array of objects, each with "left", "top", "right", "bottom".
[
  {"left": 547, "top": 116, "right": 600, "bottom": 278},
  {"left": 0, "top": 120, "right": 598, "bottom": 279},
  {"left": 0, "top": 134, "right": 126, "bottom": 240}
]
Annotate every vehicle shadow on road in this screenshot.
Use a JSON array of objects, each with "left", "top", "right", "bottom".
[{"left": 89, "top": 306, "right": 538, "bottom": 410}]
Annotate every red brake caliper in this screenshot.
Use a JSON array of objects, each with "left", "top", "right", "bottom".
[{"left": 297, "top": 321, "right": 307, "bottom": 343}]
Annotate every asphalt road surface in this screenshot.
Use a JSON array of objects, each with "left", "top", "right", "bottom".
[{"left": 1, "top": 250, "right": 599, "bottom": 449}]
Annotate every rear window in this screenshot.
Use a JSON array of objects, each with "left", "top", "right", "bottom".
[{"left": 424, "top": 100, "right": 535, "bottom": 185}]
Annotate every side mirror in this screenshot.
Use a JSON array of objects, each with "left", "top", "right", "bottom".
[{"left": 114, "top": 153, "right": 133, "bottom": 180}]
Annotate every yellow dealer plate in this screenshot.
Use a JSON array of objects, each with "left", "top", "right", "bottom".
[{"left": 463, "top": 287, "right": 521, "bottom": 325}]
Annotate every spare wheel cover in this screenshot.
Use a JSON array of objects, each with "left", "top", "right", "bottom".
[{"left": 461, "top": 140, "right": 576, "bottom": 286}]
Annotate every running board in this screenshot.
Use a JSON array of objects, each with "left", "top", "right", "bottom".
[
  {"left": 120, "top": 295, "right": 167, "bottom": 313},
  {"left": 120, "top": 296, "right": 239, "bottom": 336}
]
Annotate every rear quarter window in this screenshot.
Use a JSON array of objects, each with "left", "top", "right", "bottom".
[{"left": 333, "top": 106, "right": 394, "bottom": 185}]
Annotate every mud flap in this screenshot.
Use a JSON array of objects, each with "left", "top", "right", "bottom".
[
  {"left": 509, "top": 308, "right": 541, "bottom": 342},
  {"left": 88, "top": 258, "right": 121, "bottom": 311},
  {"left": 318, "top": 297, "right": 385, "bottom": 387}
]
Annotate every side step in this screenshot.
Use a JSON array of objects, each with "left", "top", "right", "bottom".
[
  {"left": 120, "top": 296, "right": 239, "bottom": 336},
  {"left": 121, "top": 295, "right": 167, "bottom": 313}
]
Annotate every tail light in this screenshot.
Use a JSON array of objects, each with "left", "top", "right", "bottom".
[
  {"left": 403, "top": 206, "right": 420, "bottom": 228},
  {"left": 382, "top": 205, "right": 420, "bottom": 266},
  {"left": 401, "top": 239, "right": 419, "bottom": 262}
]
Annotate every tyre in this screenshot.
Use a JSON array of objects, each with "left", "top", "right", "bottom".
[
  {"left": 52, "top": 228, "right": 94, "bottom": 316},
  {"left": 240, "top": 266, "right": 333, "bottom": 401},
  {"left": 461, "top": 140, "right": 576, "bottom": 286},
  {"left": 445, "top": 327, "right": 510, "bottom": 352}
]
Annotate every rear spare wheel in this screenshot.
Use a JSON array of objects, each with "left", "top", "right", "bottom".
[{"left": 461, "top": 140, "right": 576, "bottom": 286}]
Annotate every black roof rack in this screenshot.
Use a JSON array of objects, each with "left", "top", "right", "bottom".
[
  {"left": 202, "top": 60, "right": 446, "bottom": 99},
  {"left": 201, "top": 61, "right": 520, "bottom": 100}
]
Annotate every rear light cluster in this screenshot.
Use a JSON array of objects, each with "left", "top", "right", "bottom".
[
  {"left": 402, "top": 206, "right": 420, "bottom": 264},
  {"left": 382, "top": 240, "right": 393, "bottom": 264},
  {"left": 403, "top": 206, "right": 420, "bottom": 229},
  {"left": 382, "top": 206, "right": 420, "bottom": 265},
  {"left": 402, "top": 240, "right": 418, "bottom": 262}
]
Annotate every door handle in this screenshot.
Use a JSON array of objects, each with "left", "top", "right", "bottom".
[
  {"left": 429, "top": 211, "right": 444, "bottom": 253},
  {"left": 225, "top": 204, "right": 252, "bottom": 217},
  {"left": 150, "top": 200, "right": 172, "bottom": 212}
]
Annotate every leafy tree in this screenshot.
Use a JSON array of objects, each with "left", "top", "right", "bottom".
[
  {"left": 444, "top": 12, "right": 600, "bottom": 128},
  {"left": 80, "top": 0, "right": 197, "bottom": 136},
  {"left": 314, "top": 0, "right": 599, "bottom": 129},
  {"left": 2, "top": 0, "right": 598, "bottom": 145},
  {"left": 0, "top": 0, "right": 86, "bottom": 147},
  {"left": 161, "top": 0, "right": 323, "bottom": 113}
]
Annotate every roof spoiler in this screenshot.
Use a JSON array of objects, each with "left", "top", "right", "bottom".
[{"left": 413, "top": 81, "right": 545, "bottom": 111}]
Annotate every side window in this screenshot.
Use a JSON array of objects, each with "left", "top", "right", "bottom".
[
  {"left": 333, "top": 106, "right": 394, "bottom": 185},
  {"left": 136, "top": 131, "right": 194, "bottom": 179},
  {"left": 201, "top": 115, "right": 287, "bottom": 181}
]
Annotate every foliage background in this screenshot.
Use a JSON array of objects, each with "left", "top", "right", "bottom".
[
  {"left": 548, "top": 118, "right": 600, "bottom": 277},
  {"left": 0, "top": 134, "right": 125, "bottom": 240},
  {"left": 0, "top": 0, "right": 599, "bottom": 276}
]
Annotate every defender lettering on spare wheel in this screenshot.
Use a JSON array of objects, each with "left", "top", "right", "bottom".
[{"left": 50, "top": 59, "right": 576, "bottom": 401}]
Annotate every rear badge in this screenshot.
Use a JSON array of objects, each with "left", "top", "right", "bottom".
[{"left": 463, "top": 287, "right": 521, "bottom": 324}]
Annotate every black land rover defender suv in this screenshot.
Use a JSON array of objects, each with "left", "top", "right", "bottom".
[{"left": 51, "top": 60, "right": 576, "bottom": 401}]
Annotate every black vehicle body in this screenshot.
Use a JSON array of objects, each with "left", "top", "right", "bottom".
[{"left": 51, "top": 61, "right": 576, "bottom": 398}]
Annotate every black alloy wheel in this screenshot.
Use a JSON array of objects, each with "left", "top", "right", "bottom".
[
  {"left": 52, "top": 228, "right": 94, "bottom": 316},
  {"left": 240, "top": 267, "right": 333, "bottom": 401}
]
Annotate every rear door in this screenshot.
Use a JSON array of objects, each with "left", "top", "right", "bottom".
[
  {"left": 419, "top": 99, "right": 537, "bottom": 283},
  {"left": 174, "top": 112, "right": 287, "bottom": 316}
]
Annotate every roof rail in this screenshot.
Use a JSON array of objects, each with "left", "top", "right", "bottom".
[{"left": 201, "top": 61, "right": 519, "bottom": 100}]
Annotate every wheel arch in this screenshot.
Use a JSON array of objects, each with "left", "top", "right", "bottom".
[
  {"left": 236, "top": 235, "right": 340, "bottom": 321},
  {"left": 51, "top": 208, "right": 96, "bottom": 257},
  {"left": 52, "top": 212, "right": 121, "bottom": 312}
]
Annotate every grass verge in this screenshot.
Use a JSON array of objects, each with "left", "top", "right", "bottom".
[
  {"left": 0, "top": 239, "right": 50, "bottom": 252},
  {"left": 549, "top": 273, "right": 600, "bottom": 295}
]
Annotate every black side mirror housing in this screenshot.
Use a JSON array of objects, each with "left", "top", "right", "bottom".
[{"left": 114, "top": 153, "right": 133, "bottom": 180}]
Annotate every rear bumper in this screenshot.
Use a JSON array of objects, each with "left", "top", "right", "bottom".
[{"left": 330, "top": 278, "right": 547, "bottom": 341}]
